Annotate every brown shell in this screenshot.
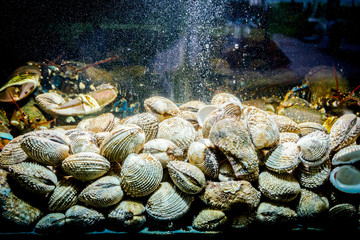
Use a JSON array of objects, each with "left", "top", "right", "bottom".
[
  {"left": 271, "top": 114, "right": 301, "bottom": 134},
  {"left": 176, "top": 110, "right": 199, "bottom": 131},
  {"left": 85, "top": 113, "right": 116, "bottom": 133},
  {"left": 48, "top": 177, "right": 81, "bottom": 212},
  {"left": 279, "top": 132, "right": 300, "bottom": 144},
  {"left": 123, "top": 112, "right": 159, "bottom": 142},
  {"left": 192, "top": 208, "right": 227, "bottom": 231},
  {"left": 264, "top": 142, "right": 301, "bottom": 173},
  {"left": 296, "top": 189, "right": 329, "bottom": 219},
  {"left": 256, "top": 201, "right": 297, "bottom": 225},
  {"left": 210, "top": 92, "right": 241, "bottom": 106},
  {"left": 64, "top": 205, "right": 105, "bottom": 231},
  {"left": 62, "top": 152, "right": 110, "bottom": 181},
  {"left": 179, "top": 100, "right": 206, "bottom": 112},
  {"left": 0, "top": 135, "right": 28, "bottom": 168},
  {"left": 330, "top": 113, "right": 360, "bottom": 152},
  {"left": 144, "top": 96, "right": 180, "bottom": 122},
  {"left": 298, "top": 122, "right": 328, "bottom": 137},
  {"left": 108, "top": 200, "right": 146, "bottom": 230}
]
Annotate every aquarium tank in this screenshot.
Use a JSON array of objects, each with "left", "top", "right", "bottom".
[{"left": 1, "top": 0, "right": 360, "bottom": 236}]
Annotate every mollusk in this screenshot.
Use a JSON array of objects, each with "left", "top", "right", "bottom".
[
  {"left": 0, "top": 135, "right": 28, "bottom": 168},
  {"left": 167, "top": 160, "right": 206, "bottom": 195},
  {"left": 66, "top": 130, "right": 99, "bottom": 154},
  {"left": 144, "top": 96, "right": 180, "bottom": 122},
  {"left": 192, "top": 209, "right": 227, "bottom": 231},
  {"left": 34, "top": 213, "right": 66, "bottom": 234},
  {"left": 179, "top": 100, "right": 206, "bottom": 112},
  {"left": 296, "top": 189, "right": 329, "bottom": 219},
  {"left": 264, "top": 142, "right": 300, "bottom": 173},
  {"left": 64, "top": 205, "right": 105, "bottom": 232},
  {"left": 108, "top": 200, "right": 146, "bottom": 230},
  {"left": 80, "top": 113, "right": 116, "bottom": 133},
  {"left": 120, "top": 153, "right": 163, "bottom": 197},
  {"left": 297, "top": 122, "right": 328, "bottom": 137},
  {"left": 295, "top": 159, "right": 331, "bottom": 189},
  {"left": 157, "top": 117, "right": 196, "bottom": 151},
  {"left": 279, "top": 132, "right": 300, "bottom": 144},
  {"left": 146, "top": 182, "right": 194, "bottom": 221},
  {"left": 271, "top": 114, "right": 301, "bottom": 134},
  {"left": 332, "top": 145, "right": 360, "bottom": 166},
  {"left": 177, "top": 110, "right": 199, "bottom": 130},
  {"left": 209, "top": 117, "right": 259, "bottom": 181},
  {"left": 256, "top": 202, "right": 297, "bottom": 225},
  {"left": 330, "top": 165, "right": 360, "bottom": 194},
  {"left": 48, "top": 177, "right": 80, "bottom": 212},
  {"left": 123, "top": 112, "right": 159, "bottom": 142},
  {"left": 100, "top": 124, "right": 145, "bottom": 163},
  {"left": 210, "top": 92, "right": 241, "bottom": 106},
  {"left": 62, "top": 152, "right": 110, "bottom": 181}
]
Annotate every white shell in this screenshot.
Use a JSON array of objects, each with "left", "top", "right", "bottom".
[{"left": 197, "top": 105, "right": 218, "bottom": 128}]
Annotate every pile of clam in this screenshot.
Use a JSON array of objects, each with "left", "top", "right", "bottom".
[{"left": 1, "top": 93, "right": 360, "bottom": 233}]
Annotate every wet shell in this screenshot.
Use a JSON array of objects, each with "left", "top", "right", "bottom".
[
  {"left": 157, "top": 117, "right": 196, "bottom": 151},
  {"left": 192, "top": 209, "right": 227, "bottom": 231},
  {"left": 9, "top": 162, "right": 57, "bottom": 194},
  {"left": 218, "top": 161, "right": 236, "bottom": 182},
  {"left": 34, "top": 213, "right": 66, "bottom": 234},
  {"left": 295, "top": 159, "right": 331, "bottom": 189},
  {"left": 108, "top": 200, "right": 146, "bottom": 230},
  {"left": 242, "top": 106, "right": 280, "bottom": 150},
  {"left": 256, "top": 202, "right": 297, "bottom": 225},
  {"left": 144, "top": 96, "right": 180, "bottom": 122},
  {"left": 120, "top": 153, "right": 163, "bottom": 197},
  {"left": 298, "top": 121, "right": 328, "bottom": 137},
  {"left": 230, "top": 208, "right": 256, "bottom": 229},
  {"left": 48, "top": 177, "right": 81, "bottom": 212},
  {"left": 179, "top": 100, "right": 206, "bottom": 112},
  {"left": 145, "top": 182, "right": 194, "bottom": 221},
  {"left": 177, "top": 110, "right": 199, "bottom": 130},
  {"left": 0, "top": 135, "right": 28, "bottom": 168},
  {"left": 330, "top": 165, "right": 360, "bottom": 194},
  {"left": 123, "top": 112, "right": 159, "bottom": 142},
  {"left": 332, "top": 145, "right": 360, "bottom": 166},
  {"left": 85, "top": 113, "right": 115, "bottom": 133},
  {"left": 264, "top": 142, "right": 300, "bottom": 173},
  {"left": 279, "top": 132, "right": 300, "bottom": 144},
  {"left": 66, "top": 129, "right": 99, "bottom": 154},
  {"left": 328, "top": 203, "right": 358, "bottom": 225},
  {"left": 100, "top": 124, "right": 145, "bottom": 163},
  {"left": 199, "top": 181, "right": 261, "bottom": 211},
  {"left": 210, "top": 92, "right": 241, "bottom": 106},
  {"left": 330, "top": 113, "right": 360, "bottom": 152},
  {"left": 167, "top": 160, "right": 206, "bottom": 195},
  {"left": 209, "top": 117, "right": 259, "bottom": 181},
  {"left": 297, "top": 130, "right": 331, "bottom": 167},
  {"left": 271, "top": 114, "right": 301, "bottom": 134},
  {"left": 296, "top": 189, "right": 329, "bottom": 219},
  {"left": 188, "top": 139, "right": 219, "bottom": 179},
  {"left": 62, "top": 152, "right": 110, "bottom": 181},
  {"left": 64, "top": 205, "right": 105, "bottom": 232},
  {"left": 219, "top": 101, "right": 243, "bottom": 119},
  {"left": 258, "top": 170, "right": 300, "bottom": 202},
  {"left": 20, "top": 134, "right": 70, "bottom": 166},
  {"left": 141, "top": 138, "right": 184, "bottom": 167},
  {"left": 201, "top": 108, "right": 226, "bottom": 138},
  {"left": 78, "top": 176, "right": 123, "bottom": 208}
]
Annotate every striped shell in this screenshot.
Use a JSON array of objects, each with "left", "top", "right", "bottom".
[
  {"left": 145, "top": 182, "right": 194, "bottom": 221},
  {"left": 271, "top": 114, "right": 301, "bottom": 134},
  {"left": 279, "top": 132, "right": 300, "bottom": 144},
  {"left": 66, "top": 130, "right": 100, "bottom": 154},
  {"left": 199, "top": 181, "right": 261, "bottom": 211},
  {"left": 330, "top": 165, "right": 360, "bottom": 194},
  {"left": 201, "top": 108, "right": 226, "bottom": 138},
  {"left": 296, "top": 189, "right": 329, "bottom": 219},
  {"left": 256, "top": 202, "right": 297, "bottom": 225},
  {"left": 295, "top": 159, "right": 331, "bottom": 189},
  {"left": 298, "top": 121, "right": 328, "bottom": 137},
  {"left": 8, "top": 162, "right": 57, "bottom": 194},
  {"left": 123, "top": 112, "right": 159, "bottom": 142},
  {"left": 20, "top": 130, "right": 70, "bottom": 166},
  {"left": 157, "top": 117, "right": 196, "bottom": 151},
  {"left": 328, "top": 203, "right": 358, "bottom": 225},
  {"left": 192, "top": 209, "right": 227, "bottom": 231},
  {"left": 100, "top": 124, "right": 145, "bottom": 163},
  {"left": 34, "top": 213, "right": 66, "bottom": 234},
  {"left": 219, "top": 101, "right": 243, "bottom": 118},
  {"left": 242, "top": 106, "right": 280, "bottom": 150},
  {"left": 48, "top": 177, "right": 81, "bottom": 212},
  {"left": 209, "top": 117, "right": 259, "bottom": 181},
  {"left": 141, "top": 138, "right": 184, "bottom": 167},
  {"left": 83, "top": 113, "right": 116, "bottom": 133},
  {"left": 177, "top": 110, "right": 199, "bottom": 130},
  {"left": 188, "top": 139, "right": 219, "bottom": 179},
  {"left": 167, "top": 160, "right": 206, "bottom": 194},
  {"left": 258, "top": 170, "right": 300, "bottom": 202},
  {"left": 297, "top": 130, "right": 331, "bottom": 167},
  {"left": 144, "top": 96, "right": 180, "bottom": 122},
  {"left": 332, "top": 145, "right": 360, "bottom": 166},
  {"left": 210, "top": 92, "right": 241, "bottom": 106},
  {"left": 120, "top": 153, "right": 163, "bottom": 197},
  {"left": 62, "top": 152, "right": 110, "bottom": 181},
  {"left": 0, "top": 135, "right": 28, "bottom": 167},
  {"left": 264, "top": 142, "right": 300, "bottom": 173},
  {"left": 108, "top": 200, "right": 146, "bottom": 230},
  {"left": 330, "top": 113, "right": 360, "bottom": 152},
  {"left": 78, "top": 176, "right": 123, "bottom": 208},
  {"left": 64, "top": 205, "right": 105, "bottom": 231},
  {"left": 179, "top": 100, "right": 206, "bottom": 112}
]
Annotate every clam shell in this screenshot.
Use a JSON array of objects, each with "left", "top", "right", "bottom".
[
  {"left": 192, "top": 209, "right": 227, "bottom": 231},
  {"left": 201, "top": 108, "right": 227, "bottom": 138},
  {"left": 157, "top": 117, "right": 196, "bottom": 151},
  {"left": 78, "top": 176, "right": 123, "bottom": 208},
  {"left": 141, "top": 138, "right": 184, "bottom": 167},
  {"left": 167, "top": 160, "right": 206, "bottom": 194},
  {"left": 177, "top": 110, "right": 199, "bottom": 130},
  {"left": 330, "top": 165, "right": 360, "bottom": 194},
  {"left": 218, "top": 161, "right": 236, "bottom": 182},
  {"left": 298, "top": 121, "right": 328, "bottom": 137},
  {"left": 199, "top": 180, "right": 261, "bottom": 211},
  {"left": 264, "top": 142, "right": 300, "bottom": 173},
  {"left": 197, "top": 105, "right": 219, "bottom": 129},
  {"left": 9, "top": 162, "right": 57, "bottom": 194},
  {"left": 34, "top": 213, "right": 66, "bottom": 234},
  {"left": 66, "top": 129, "right": 100, "bottom": 154},
  {"left": 145, "top": 182, "right": 194, "bottom": 221},
  {"left": 256, "top": 202, "right": 297, "bottom": 225},
  {"left": 271, "top": 114, "right": 301, "bottom": 134},
  {"left": 220, "top": 101, "right": 243, "bottom": 118},
  {"left": 230, "top": 208, "right": 256, "bottom": 229},
  {"left": 65, "top": 205, "right": 105, "bottom": 232},
  {"left": 123, "top": 112, "right": 159, "bottom": 142},
  {"left": 295, "top": 159, "right": 331, "bottom": 189},
  {"left": 179, "top": 100, "right": 206, "bottom": 112},
  {"left": 242, "top": 106, "right": 280, "bottom": 150},
  {"left": 100, "top": 124, "right": 145, "bottom": 163},
  {"left": 120, "top": 153, "right": 163, "bottom": 197},
  {"left": 0, "top": 135, "right": 28, "bottom": 168},
  {"left": 296, "top": 189, "right": 329, "bottom": 219},
  {"left": 108, "top": 200, "right": 146, "bottom": 230},
  {"left": 279, "top": 132, "right": 300, "bottom": 144},
  {"left": 85, "top": 113, "right": 115, "bottom": 133},
  {"left": 330, "top": 113, "right": 360, "bottom": 152},
  {"left": 144, "top": 96, "right": 180, "bottom": 122},
  {"left": 62, "top": 152, "right": 110, "bottom": 181},
  {"left": 328, "top": 203, "right": 358, "bottom": 224},
  {"left": 210, "top": 92, "right": 241, "bottom": 106},
  {"left": 258, "top": 170, "right": 300, "bottom": 202},
  {"left": 188, "top": 139, "right": 220, "bottom": 179},
  {"left": 48, "top": 177, "right": 81, "bottom": 212},
  {"left": 297, "top": 130, "right": 331, "bottom": 167},
  {"left": 209, "top": 117, "right": 259, "bottom": 181},
  {"left": 20, "top": 130, "right": 70, "bottom": 166},
  {"left": 332, "top": 145, "right": 360, "bottom": 166}
]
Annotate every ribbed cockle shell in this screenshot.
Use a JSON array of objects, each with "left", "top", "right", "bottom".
[
  {"left": 192, "top": 208, "right": 227, "bottom": 231},
  {"left": 144, "top": 96, "right": 180, "bottom": 122},
  {"left": 123, "top": 112, "right": 159, "bottom": 142},
  {"left": 330, "top": 113, "right": 360, "bottom": 152}
]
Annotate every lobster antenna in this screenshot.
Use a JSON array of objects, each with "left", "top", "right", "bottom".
[
  {"left": 333, "top": 64, "right": 340, "bottom": 100},
  {"left": 76, "top": 56, "right": 120, "bottom": 73}
]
